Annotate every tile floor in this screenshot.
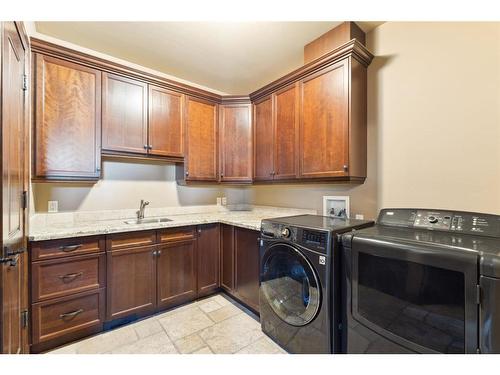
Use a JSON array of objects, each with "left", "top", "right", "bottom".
[{"left": 49, "top": 293, "right": 286, "bottom": 354}]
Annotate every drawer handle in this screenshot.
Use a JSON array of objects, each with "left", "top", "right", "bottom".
[
  {"left": 59, "top": 244, "right": 83, "bottom": 252},
  {"left": 58, "top": 272, "right": 83, "bottom": 282},
  {"left": 59, "top": 309, "right": 84, "bottom": 320}
]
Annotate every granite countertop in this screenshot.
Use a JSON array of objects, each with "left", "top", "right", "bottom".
[{"left": 29, "top": 205, "right": 317, "bottom": 241}]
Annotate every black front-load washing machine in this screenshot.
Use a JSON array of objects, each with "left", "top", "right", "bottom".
[{"left": 259, "top": 215, "right": 373, "bottom": 354}]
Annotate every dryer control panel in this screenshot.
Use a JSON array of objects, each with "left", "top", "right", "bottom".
[{"left": 378, "top": 208, "right": 500, "bottom": 238}]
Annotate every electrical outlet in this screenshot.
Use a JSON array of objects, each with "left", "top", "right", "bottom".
[
  {"left": 48, "top": 201, "right": 58, "bottom": 213},
  {"left": 355, "top": 214, "right": 364, "bottom": 220},
  {"left": 216, "top": 197, "right": 222, "bottom": 205},
  {"left": 221, "top": 197, "right": 227, "bottom": 206}
]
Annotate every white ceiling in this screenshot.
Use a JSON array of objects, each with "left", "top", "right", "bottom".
[{"left": 35, "top": 22, "right": 382, "bottom": 94}]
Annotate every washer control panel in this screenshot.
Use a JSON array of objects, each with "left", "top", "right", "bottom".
[
  {"left": 260, "top": 221, "right": 330, "bottom": 254},
  {"left": 379, "top": 209, "right": 500, "bottom": 238}
]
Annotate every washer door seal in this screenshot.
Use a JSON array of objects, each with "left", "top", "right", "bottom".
[{"left": 261, "top": 242, "right": 321, "bottom": 326}]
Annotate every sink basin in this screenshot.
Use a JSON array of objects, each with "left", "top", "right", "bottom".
[{"left": 124, "top": 217, "right": 172, "bottom": 225}]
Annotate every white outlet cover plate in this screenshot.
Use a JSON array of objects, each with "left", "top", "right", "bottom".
[{"left": 48, "top": 200, "right": 58, "bottom": 213}]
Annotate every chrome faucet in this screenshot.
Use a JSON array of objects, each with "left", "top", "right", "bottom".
[{"left": 137, "top": 200, "right": 150, "bottom": 220}]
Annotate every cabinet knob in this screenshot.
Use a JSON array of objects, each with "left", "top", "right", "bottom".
[
  {"left": 185, "top": 171, "right": 189, "bottom": 177},
  {"left": 220, "top": 173, "right": 224, "bottom": 178},
  {"left": 343, "top": 165, "right": 348, "bottom": 172},
  {"left": 148, "top": 145, "right": 153, "bottom": 150},
  {"left": 144, "top": 144, "right": 149, "bottom": 150}
]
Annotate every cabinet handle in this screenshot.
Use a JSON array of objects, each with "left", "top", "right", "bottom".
[
  {"left": 59, "top": 309, "right": 84, "bottom": 320},
  {"left": 59, "top": 244, "right": 82, "bottom": 252},
  {"left": 58, "top": 272, "right": 83, "bottom": 282}
]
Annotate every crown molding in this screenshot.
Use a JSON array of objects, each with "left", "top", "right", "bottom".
[
  {"left": 249, "top": 39, "right": 373, "bottom": 101},
  {"left": 30, "top": 36, "right": 373, "bottom": 105}
]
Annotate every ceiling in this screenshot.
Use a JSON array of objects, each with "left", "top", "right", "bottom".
[{"left": 35, "top": 22, "right": 383, "bottom": 94}]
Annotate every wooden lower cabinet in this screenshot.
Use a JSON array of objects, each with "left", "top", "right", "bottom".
[
  {"left": 157, "top": 239, "right": 197, "bottom": 310},
  {"left": 106, "top": 245, "right": 157, "bottom": 320},
  {"left": 220, "top": 226, "right": 260, "bottom": 313},
  {"left": 220, "top": 225, "right": 235, "bottom": 292},
  {"left": 31, "top": 288, "right": 105, "bottom": 353},
  {"left": 233, "top": 228, "right": 260, "bottom": 313},
  {"left": 197, "top": 224, "right": 220, "bottom": 297}
]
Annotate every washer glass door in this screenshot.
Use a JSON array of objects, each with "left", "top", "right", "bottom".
[{"left": 261, "top": 243, "right": 321, "bottom": 326}]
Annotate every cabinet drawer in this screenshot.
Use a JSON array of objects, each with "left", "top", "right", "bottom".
[
  {"left": 31, "top": 253, "right": 106, "bottom": 302},
  {"left": 30, "top": 236, "right": 104, "bottom": 261},
  {"left": 157, "top": 226, "right": 196, "bottom": 243},
  {"left": 31, "top": 288, "right": 105, "bottom": 344},
  {"left": 106, "top": 230, "right": 157, "bottom": 251}
]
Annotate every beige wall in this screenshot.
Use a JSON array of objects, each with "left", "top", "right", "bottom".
[
  {"left": 33, "top": 160, "right": 248, "bottom": 212},
  {"left": 32, "top": 22, "right": 500, "bottom": 217},
  {"left": 249, "top": 22, "right": 500, "bottom": 218}
]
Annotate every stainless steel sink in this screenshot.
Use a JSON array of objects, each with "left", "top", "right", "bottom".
[{"left": 124, "top": 217, "right": 172, "bottom": 225}]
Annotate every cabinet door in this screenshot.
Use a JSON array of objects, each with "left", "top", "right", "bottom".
[
  {"left": 274, "top": 84, "right": 299, "bottom": 179},
  {"left": 102, "top": 73, "right": 148, "bottom": 154},
  {"left": 148, "top": 85, "right": 184, "bottom": 157},
  {"left": 184, "top": 96, "right": 218, "bottom": 181},
  {"left": 299, "top": 60, "right": 349, "bottom": 178},
  {"left": 253, "top": 96, "right": 274, "bottom": 181},
  {"left": 34, "top": 54, "right": 101, "bottom": 180},
  {"left": 220, "top": 224, "right": 234, "bottom": 293},
  {"left": 197, "top": 224, "right": 220, "bottom": 297},
  {"left": 157, "top": 240, "right": 197, "bottom": 310},
  {"left": 234, "top": 227, "right": 260, "bottom": 312},
  {"left": 106, "top": 246, "right": 156, "bottom": 320},
  {"left": 2, "top": 22, "right": 27, "bottom": 354},
  {"left": 219, "top": 104, "right": 252, "bottom": 182}
]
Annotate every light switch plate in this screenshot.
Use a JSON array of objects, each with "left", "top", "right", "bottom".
[
  {"left": 221, "top": 197, "right": 227, "bottom": 206},
  {"left": 48, "top": 201, "right": 58, "bottom": 213},
  {"left": 355, "top": 214, "right": 364, "bottom": 220}
]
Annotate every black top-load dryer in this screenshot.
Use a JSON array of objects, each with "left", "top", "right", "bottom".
[{"left": 342, "top": 208, "right": 500, "bottom": 354}]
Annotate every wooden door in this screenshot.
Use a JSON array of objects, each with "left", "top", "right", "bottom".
[
  {"left": 1, "top": 22, "right": 27, "bottom": 354},
  {"left": 234, "top": 228, "right": 260, "bottom": 312},
  {"left": 220, "top": 224, "right": 234, "bottom": 293},
  {"left": 34, "top": 54, "right": 101, "bottom": 180},
  {"left": 274, "top": 83, "right": 299, "bottom": 179},
  {"left": 197, "top": 224, "right": 220, "bottom": 297},
  {"left": 157, "top": 239, "right": 197, "bottom": 310},
  {"left": 299, "top": 60, "right": 349, "bottom": 178},
  {"left": 184, "top": 96, "right": 218, "bottom": 181},
  {"left": 148, "top": 85, "right": 184, "bottom": 157},
  {"left": 219, "top": 104, "right": 252, "bottom": 182},
  {"left": 253, "top": 96, "right": 274, "bottom": 181},
  {"left": 106, "top": 246, "right": 156, "bottom": 320},
  {"left": 102, "top": 73, "right": 148, "bottom": 154}
]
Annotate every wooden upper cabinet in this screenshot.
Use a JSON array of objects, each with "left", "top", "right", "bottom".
[
  {"left": 148, "top": 86, "right": 184, "bottom": 158},
  {"left": 102, "top": 73, "right": 148, "bottom": 154},
  {"left": 34, "top": 54, "right": 101, "bottom": 180},
  {"left": 219, "top": 104, "right": 252, "bottom": 183},
  {"left": 299, "top": 59, "right": 349, "bottom": 178},
  {"left": 184, "top": 96, "right": 218, "bottom": 181},
  {"left": 274, "top": 84, "right": 299, "bottom": 179},
  {"left": 253, "top": 96, "right": 274, "bottom": 181}
]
